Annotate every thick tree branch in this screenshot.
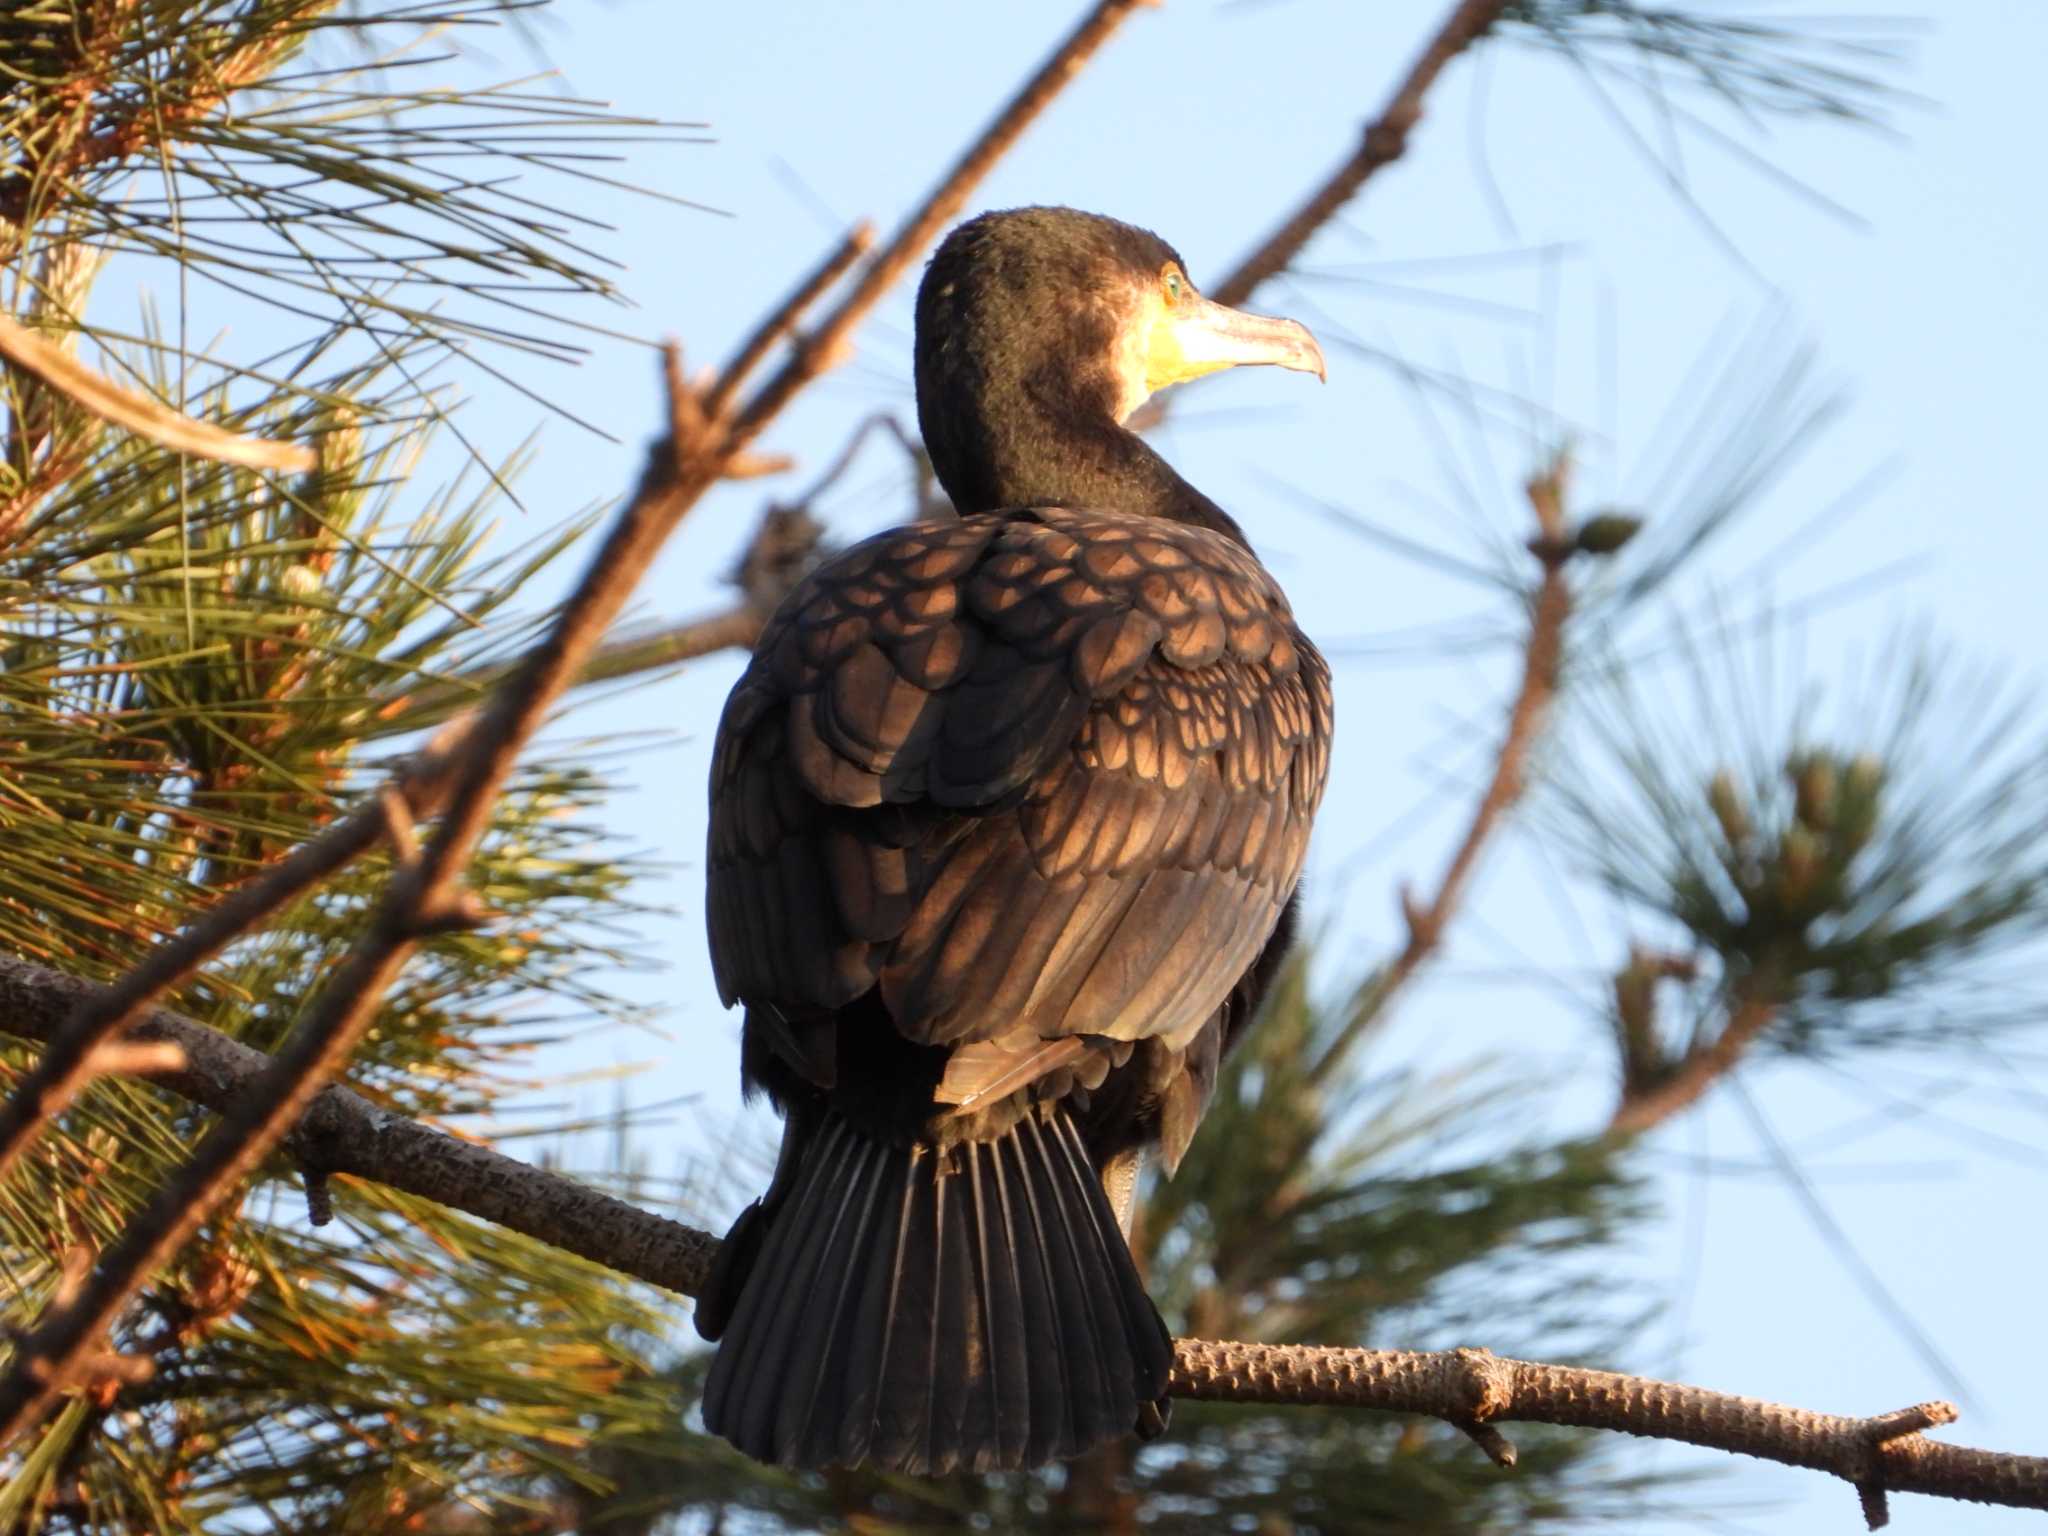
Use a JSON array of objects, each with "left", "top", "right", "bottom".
[
  {"left": 0, "top": 953, "right": 721, "bottom": 1297},
  {"left": 1172, "top": 1341, "right": 2046, "bottom": 1529},
  {"left": 3, "top": 959, "right": 2043, "bottom": 1527}
]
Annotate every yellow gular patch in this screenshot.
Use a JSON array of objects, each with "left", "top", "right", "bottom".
[
  {"left": 1109, "top": 284, "right": 1164, "bottom": 422},
  {"left": 1144, "top": 293, "right": 1230, "bottom": 394},
  {"left": 1146, "top": 299, "right": 1204, "bottom": 393}
]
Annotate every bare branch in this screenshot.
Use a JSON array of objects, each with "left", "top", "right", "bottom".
[
  {"left": 727, "top": 0, "right": 1158, "bottom": 445},
  {"left": 3, "top": 956, "right": 2043, "bottom": 1523},
  {"left": 1172, "top": 1341, "right": 2044, "bottom": 1529},
  {"left": 704, "top": 222, "right": 878, "bottom": 418},
  {"left": 366, "top": 0, "right": 1150, "bottom": 727},
  {"left": 372, "top": 497, "right": 824, "bottom": 738},
  {"left": 1121, "top": 0, "right": 1505, "bottom": 438},
  {"left": 574, "top": 607, "right": 768, "bottom": 681},
  {"left": 0, "top": 310, "right": 315, "bottom": 472},
  {"left": 1209, "top": 0, "right": 1507, "bottom": 311},
  {"left": 1313, "top": 452, "right": 1573, "bottom": 1078}
]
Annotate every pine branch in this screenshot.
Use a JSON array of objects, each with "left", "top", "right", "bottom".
[
  {"left": 0, "top": 1, "right": 310, "bottom": 247},
  {"left": 1171, "top": 1341, "right": 2040, "bottom": 1530},
  {"left": 2, "top": 959, "right": 2042, "bottom": 1527},
  {"left": 1207, "top": 0, "right": 1508, "bottom": 312},
  {"left": 1313, "top": 452, "right": 1578, "bottom": 1079},
  {"left": 1607, "top": 985, "right": 1776, "bottom": 1136},
  {"left": 0, "top": 311, "right": 314, "bottom": 474},
  {"left": 1552, "top": 631, "right": 2048, "bottom": 1118},
  {"left": 0, "top": 723, "right": 473, "bottom": 1181},
  {"left": 0, "top": 345, "right": 728, "bottom": 1450}
]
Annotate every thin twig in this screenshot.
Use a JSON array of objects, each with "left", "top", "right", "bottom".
[
  {"left": 1, "top": 958, "right": 2041, "bottom": 1524},
  {"left": 1209, "top": 0, "right": 1507, "bottom": 310},
  {"left": 1608, "top": 991, "right": 1778, "bottom": 1135},
  {"left": 1313, "top": 454, "right": 1573, "bottom": 1079},
  {"left": 370, "top": 597, "right": 768, "bottom": 738},
  {"left": 785, "top": 411, "right": 926, "bottom": 511},
  {"left": 704, "top": 222, "right": 877, "bottom": 418},
  {"left": 574, "top": 608, "right": 769, "bottom": 683},
  {"left": 0, "top": 311, "right": 315, "bottom": 472},
  {"left": 370, "top": 493, "right": 826, "bottom": 737},
  {"left": 727, "top": 0, "right": 1158, "bottom": 446}
]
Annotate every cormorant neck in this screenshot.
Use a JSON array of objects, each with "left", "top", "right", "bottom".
[{"left": 923, "top": 394, "right": 1250, "bottom": 546}]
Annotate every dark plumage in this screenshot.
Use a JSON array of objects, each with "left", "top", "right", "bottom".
[{"left": 696, "top": 206, "right": 1333, "bottom": 1474}]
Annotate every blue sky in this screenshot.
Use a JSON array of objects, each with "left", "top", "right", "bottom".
[{"left": 325, "top": 4, "right": 2048, "bottom": 1528}]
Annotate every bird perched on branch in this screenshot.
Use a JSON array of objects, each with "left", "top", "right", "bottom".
[{"left": 696, "top": 206, "right": 1333, "bottom": 1475}]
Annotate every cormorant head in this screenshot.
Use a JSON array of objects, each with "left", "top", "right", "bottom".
[{"left": 914, "top": 207, "right": 1324, "bottom": 517}]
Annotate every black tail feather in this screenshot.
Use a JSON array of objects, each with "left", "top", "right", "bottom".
[
  {"left": 718, "top": 1117, "right": 845, "bottom": 1447},
  {"left": 1016, "top": 1115, "right": 1119, "bottom": 1442},
  {"left": 698, "top": 1107, "right": 1172, "bottom": 1473},
  {"left": 770, "top": 1124, "right": 882, "bottom": 1458}
]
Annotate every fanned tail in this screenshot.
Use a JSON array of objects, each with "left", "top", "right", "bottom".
[{"left": 697, "top": 1107, "right": 1172, "bottom": 1474}]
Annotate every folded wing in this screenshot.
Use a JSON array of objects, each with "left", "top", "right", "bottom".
[{"left": 707, "top": 506, "right": 1332, "bottom": 1115}]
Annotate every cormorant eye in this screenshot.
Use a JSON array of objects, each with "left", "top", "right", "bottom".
[{"left": 1163, "top": 269, "right": 1183, "bottom": 302}]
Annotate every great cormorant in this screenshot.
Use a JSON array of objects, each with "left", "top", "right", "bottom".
[{"left": 696, "top": 206, "right": 1333, "bottom": 1475}]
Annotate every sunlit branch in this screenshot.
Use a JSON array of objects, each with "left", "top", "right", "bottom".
[
  {"left": 3, "top": 955, "right": 2043, "bottom": 1526},
  {"left": 0, "top": 312, "right": 315, "bottom": 472},
  {"left": 1213, "top": 0, "right": 1507, "bottom": 309},
  {"left": 1312, "top": 450, "right": 1575, "bottom": 1079}
]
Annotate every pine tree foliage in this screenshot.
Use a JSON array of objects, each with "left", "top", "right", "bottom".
[
  {"left": 1, "top": 0, "right": 2038, "bottom": 1531},
  {"left": 1551, "top": 627, "right": 2048, "bottom": 1064},
  {"left": 1, "top": 2, "right": 686, "bottom": 1528},
  {"left": 1499, "top": 1, "right": 1917, "bottom": 127}
]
